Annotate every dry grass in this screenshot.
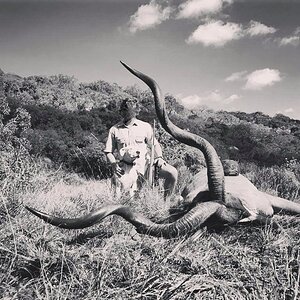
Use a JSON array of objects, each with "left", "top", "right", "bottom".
[
  {"left": 240, "top": 161, "right": 300, "bottom": 200},
  {"left": 0, "top": 162, "right": 300, "bottom": 300}
]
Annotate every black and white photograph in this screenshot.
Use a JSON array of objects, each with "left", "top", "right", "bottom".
[{"left": 1, "top": 0, "right": 300, "bottom": 299}]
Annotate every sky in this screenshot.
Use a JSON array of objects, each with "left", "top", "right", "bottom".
[{"left": 0, "top": 0, "right": 300, "bottom": 119}]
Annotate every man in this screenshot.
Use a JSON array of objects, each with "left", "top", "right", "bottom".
[{"left": 104, "top": 98, "right": 178, "bottom": 204}]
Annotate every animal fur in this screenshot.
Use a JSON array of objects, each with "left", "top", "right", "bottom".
[{"left": 111, "top": 146, "right": 140, "bottom": 197}]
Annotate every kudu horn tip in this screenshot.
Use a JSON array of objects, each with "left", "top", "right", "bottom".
[
  {"left": 120, "top": 60, "right": 138, "bottom": 75},
  {"left": 120, "top": 60, "right": 129, "bottom": 68}
]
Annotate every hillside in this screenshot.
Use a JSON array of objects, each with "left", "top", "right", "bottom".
[{"left": 1, "top": 69, "right": 299, "bottom": 180}]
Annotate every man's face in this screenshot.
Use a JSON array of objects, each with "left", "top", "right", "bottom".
[{"left": 119, "top": 101, "right": 137, "bottom": 122}]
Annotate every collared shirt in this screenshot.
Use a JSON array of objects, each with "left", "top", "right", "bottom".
[{"left": 104, "top": 118, "right": 162, "bottom": 174}]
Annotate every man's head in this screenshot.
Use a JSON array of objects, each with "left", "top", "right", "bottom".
[{"left": 119, "top": 98, "right": 139, "bottom": 122}]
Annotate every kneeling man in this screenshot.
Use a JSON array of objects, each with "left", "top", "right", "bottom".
[{"left": 104, "top": 98, "right": 178, "bottom": 204}]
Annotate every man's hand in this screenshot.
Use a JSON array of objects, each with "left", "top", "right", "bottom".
[
  {"left": 155, "top": 157, "right": 166, "bottom": 168},
  {"left": 111, "top": 162, "right": 124, "bottom": 177}
]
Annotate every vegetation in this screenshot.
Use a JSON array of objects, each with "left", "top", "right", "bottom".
[
  {"left": 2, "top": 70, "right": 300, "bottom": 178},
  {"left": 0, "top": 70, "right": 299, "bottom": 299}
]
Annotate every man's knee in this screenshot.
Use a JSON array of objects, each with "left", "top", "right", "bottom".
[{"left": 159, "top": 163, "right": 178, "bottom": 182}]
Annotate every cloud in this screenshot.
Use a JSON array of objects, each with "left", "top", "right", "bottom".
[
  {"left": 179, "top": 94, "right": 203, "bottom": 109},
  {"left": 179, "top": 90, "right": 240, "bottom": 109},
  {"left": 225, "top": 71, "right": 247, "bottom": 82},
  {"left": 204, "top": 90, "right": 223, "bottom": 102},
  {"left": 245, "top": 20, "right": 276, "bottom": 37},
  {"left": 224, "top": 94, "right": 240, "bottom": 104},
  {"left": 244, "top": 68, "right": 282, "bottom": 90},
  {"left": 295, "top": 27, "right": 300, "bottom": 35},
  {"left": 186, "top": 20, "right": 278, "bottom": 47},
  {"left": 128, "top": 0, "right": 172, "bottom": 33},
  {"left": 186, "top": 20, "right": 243, "bottom": 47},
  {"left": 274, "top": 27, "right": 300, "bottom": 47},
  {"left": 275, "top": 108, "right": 297, "bottom": 118},
  {"left": 278, "top": 36, "right": 300, "bottom": 47},
  {"left": 276, "top": 107, "right": 297, "bottom": 118},
  {"left": 284, "top": 107, "right": 294, "bottom": 113},
  {"left": 177, "top": 0, "right": 223, "bottom": 19}
]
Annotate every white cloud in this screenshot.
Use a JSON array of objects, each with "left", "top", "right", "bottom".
[
  {"left": 294, "top": 27, "right": 300, "bottom": 35},
  {"left": 246, "top": 20, "right": 276, "bottom": 37},
  {"left": 225, "top": 71, "right": 247, "bottom": 82},
  {"left": 180, "top": 94, "right": 203, "bottom": 109},
  {"left": 128, "top": 0, "right": 172, "bottom": 33},
  {"left": 224, "top": 94, "right": 240, "bottom": 104},
  {"left": 177, "top": 0, "right": 223, "bottom": 19},
  {"left": 284, "top": 108, "right": 294, "bottom": 113},
  {"left": 244, "top": 68, "right": 282, "bottom": 90},
  {"left": 186, "top": 20, "right": 243, "bottom": 47},
  {"left": 179, "top": 90, "right": 240, "bottom": 109},
  {"left": 185, "top": 19, "right": 277, "bottom": 48},
  {"left": 274, "top": 27, "right": 300, "bottom": 47},
  {"left": 278, "top": 36, "right": 300, "bottom": 47},
  {"left": 205, "top": 90, "right": 223, "bottom": 102}
]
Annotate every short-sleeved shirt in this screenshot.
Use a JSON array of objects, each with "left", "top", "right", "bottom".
[{"left": 104, "top": 118, "right": 161, "bottom": 174}]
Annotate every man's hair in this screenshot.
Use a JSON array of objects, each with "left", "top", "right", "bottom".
[{"left": 119, "top": 98, "right": 138, "bottom": 110}]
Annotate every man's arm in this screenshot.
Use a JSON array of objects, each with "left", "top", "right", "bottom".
[
  {"left": 104, "top": 127, "right": 123, "bottom": 177},
  {"left": 146, "top": 124, "right": 165, "bottom": 167},
  {"left": 106, "top": 152, "right": 124, "bottom": 177},
  {"left": 153, "top": 138, "right": 166, "bottom": 168},
  {"left": 153, "top": 137, "right": 163, "bottom": 160}
]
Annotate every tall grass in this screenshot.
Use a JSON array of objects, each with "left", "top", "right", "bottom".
[
  {"left": 240, "top": 161, "right": 300, "bottom": 201},
  {"left": 0, "top": 160, "right": 299, "bottom": 299}
]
